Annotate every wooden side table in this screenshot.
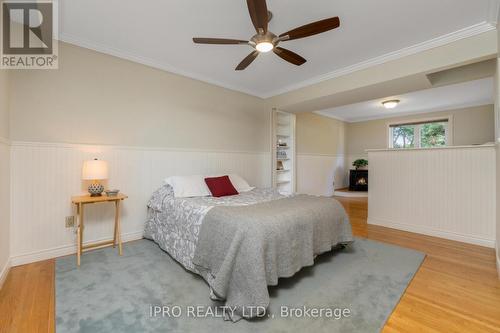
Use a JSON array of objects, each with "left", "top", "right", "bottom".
[{"left": 71, "top": 193, "right": 128, "bottom": 266}]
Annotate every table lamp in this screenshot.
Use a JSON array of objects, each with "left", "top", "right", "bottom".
[{"left": 82, "top": 159, "right": 109, "bottom": 196}]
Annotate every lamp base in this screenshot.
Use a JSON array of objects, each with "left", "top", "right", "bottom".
[{"left": 88, "top": 183, "right": 104, "bottom": 197}]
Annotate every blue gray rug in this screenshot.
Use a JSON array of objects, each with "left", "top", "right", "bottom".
[{"left": 56, "top": 238, "right": 424, "bottom": 333}]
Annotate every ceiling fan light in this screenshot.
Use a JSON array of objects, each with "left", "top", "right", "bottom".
[
  {"left": 256, "top": 42, "right": 274, "bottom": 53},
  {"left": 382, "top": 100, "right": 400, "bottom": 109}
]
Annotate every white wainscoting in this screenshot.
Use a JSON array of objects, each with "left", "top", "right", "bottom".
[
  {"left": 0, "top": 138, "right": 10, "bottom": 287},
  {"left": 10, "top": 141, "right": 271, "bottom": 265},
  {"left": 296, "top": 153, "right": 346, "bottom": 196},
  {"left": 368, "top": 146, "right": 496, "bottom": 247}
]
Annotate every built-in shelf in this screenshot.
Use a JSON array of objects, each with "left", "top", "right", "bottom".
[{"left": 272, "top": 109, "right": 296, "bottom": 195}]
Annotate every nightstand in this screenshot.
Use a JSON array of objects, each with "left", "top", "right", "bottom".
[{"left": 71, "top": 193, "right": 128, "bottom": 266}]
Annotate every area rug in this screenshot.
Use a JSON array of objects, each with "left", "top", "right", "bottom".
[{"left": 56, "top": 238, "right": 424, "bottom": 333}]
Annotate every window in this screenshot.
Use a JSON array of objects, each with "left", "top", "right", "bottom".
[{"left": 389, "top": 118, "right": 450, "bottom": 149}]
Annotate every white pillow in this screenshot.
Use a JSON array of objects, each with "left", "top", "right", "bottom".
[
  {"left": 164, "top": 175, "right": 210, "bottom": 198},
  {"left": 228, "top": 174, "right": 254, "bottom": 193}
]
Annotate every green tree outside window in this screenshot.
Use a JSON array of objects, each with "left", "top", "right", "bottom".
[
  {"left": 392, "top": 125, "right": 415, "bottom": 148},
  {"left": 420, "top": 122, "right": 446, "bottom": 148},
  {"left": 390, "top": 121, "right": 448, "bottom": 149}
]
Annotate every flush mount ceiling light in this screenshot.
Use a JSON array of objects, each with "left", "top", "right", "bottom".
[{"left": 382, "top": 100, "right": 400, "bottom": 109}]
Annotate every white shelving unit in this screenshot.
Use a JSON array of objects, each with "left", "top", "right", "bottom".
[{"left": 271, "top": 109, "right": 296, "bottom": 194}]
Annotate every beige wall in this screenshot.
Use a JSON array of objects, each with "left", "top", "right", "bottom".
[
  {"left": 346, "top": 105, "right": 495, "bottom": 156},
  {"left": 0, "top": 70, "right": 8, "bottom": 138},
  {"left": 9, "top": 42, "right": 269, "bottom": 152},
  {"left": 296, "top": 112, "right": 346, "bottom": 155},
  {"left": 295, "top": 112, "right": 347, "bottom": 194}
]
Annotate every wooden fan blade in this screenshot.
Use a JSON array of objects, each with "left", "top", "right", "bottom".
[
  {"left": 193, "top": 38, "right": 248, "bottom": 45},
  {"left": 273, "top": 47, "right": 306, "bottom": 66},
  {"left": 246, "top": 0, "right": 268, "bottom": 34},
  {"left": 236, "top": 51, "right": 259, "bottom": 70},
  {"left": 279, "top": 17, "right": 340, "bottom": 41}
]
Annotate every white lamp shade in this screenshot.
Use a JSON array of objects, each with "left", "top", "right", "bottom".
[{"left": 82, "top": 159, "right": 109, "bottom": 180}]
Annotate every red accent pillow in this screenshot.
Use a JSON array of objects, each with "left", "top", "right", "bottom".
[{"left": 204, "top": 175, "right": 239, "bottom": 197}]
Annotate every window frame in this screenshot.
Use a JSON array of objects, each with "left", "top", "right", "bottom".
[{"left": 387, "top": 115, "right": 453, "bottom": 149}]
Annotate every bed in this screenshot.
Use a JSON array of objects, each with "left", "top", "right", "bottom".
[{"left": 144, "top": 183, "right": 353, "bottom": 321}]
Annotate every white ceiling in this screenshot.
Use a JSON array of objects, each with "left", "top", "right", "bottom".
[
  {"left": 315, "top": 77, "right": 494, "bottom": 122},
  {"left": 58, "top": 0, "right": 497, "bottom": 98}
]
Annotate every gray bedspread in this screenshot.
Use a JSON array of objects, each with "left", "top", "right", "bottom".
[
  {"left": 144, "top": 187, "right": 285, "bottom": 272},
  {"left": 192, "top": 195, "right": 353, "bottom": 321}
]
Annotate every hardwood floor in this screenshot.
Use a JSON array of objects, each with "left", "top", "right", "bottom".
[
  {"left": 0, "top": 260, "right": 54, "bottom": 333},
  {"left": 337, "top": 196, "right": 500, "bottom": 333},
  {"left": 0, "top": 197, "right": 499, "bottom": 332}
]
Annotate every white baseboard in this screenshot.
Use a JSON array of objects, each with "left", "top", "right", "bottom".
[
  {"left": 0, "top": 258, "right": 11, "bottom": 289},
  {"left": 10, "top": 231, "right": 144, "bottom": 266},
  {"left": 333, "top": 190, "right": 368, "bottom": 198},
  {"left": 368, "top": 217, "right": 495, "bottom": 248}
]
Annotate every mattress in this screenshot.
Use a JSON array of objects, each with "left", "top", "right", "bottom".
[{"left": 144, "top": 185, "right": 286, "bottom": 272}]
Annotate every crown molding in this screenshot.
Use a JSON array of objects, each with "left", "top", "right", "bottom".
[
  {"left": 261, "top": 22, "right": 496, "bottom": 98},
  {"left": 58, "top": 33, "right": 264, "bottom": 99},
  {"left": 60, "top": 22, "right": 495, "bottom": 100}
]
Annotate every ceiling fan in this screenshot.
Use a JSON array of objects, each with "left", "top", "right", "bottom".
[{"left": 192, "top": 0, "right": 340, "bottom": 70}]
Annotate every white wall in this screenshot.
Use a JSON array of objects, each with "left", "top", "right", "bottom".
[
  {"left": 10, "top": 142, "right": 270, "bottom": 265},
  {"left": 495, "top": 39, "right": 500, "bottom": 276},
  {"left": 496, "top": 142, "right": 500, "bottom": 275},
  {"left": 368, "top": 146, "right": 496, "bottom": 247},
  {"left": 7, "top": 43, "right": 272, "bottom": 265},
  {"left": 346, "top": 105, "right": 496, "bottom": 190},
  {"left": 295, "top": 112, "right": 347, "bottom": 195},
  {"left": 0, "top": 70, "right": 10, "bottom": 287},
  {"left": 0, "top": 140, "right": 9, "bottom": 286}
]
